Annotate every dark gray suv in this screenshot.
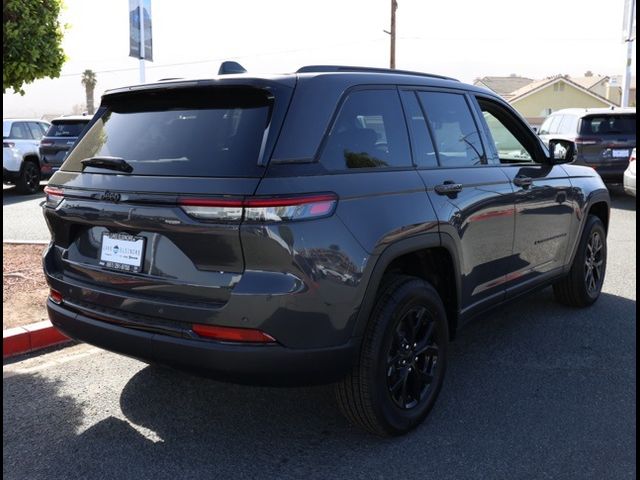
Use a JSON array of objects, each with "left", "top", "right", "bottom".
[{"left": 43, "top": 66, "right": 611, "bottom": 436}]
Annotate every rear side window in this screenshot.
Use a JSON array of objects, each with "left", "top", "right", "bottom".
[
  {"left": 63, "top": 87, "right": 272, "bottom": 178},
  {"left": 9, "top": 122, "right": 32, "bottom": 140},
  {"left": 539, "top": 115, "right": 562, "bottom": 135},
  {"left": 417, "top": 92, "right": 485, "bottom": 167},
  {"left": 580, "top": 114, "right": 636, "bottom": 135},
  {"left": 400, "top": 91, "right": 438, "bottom": 168},
  {"left": 46, "top": 121, "right": 89, "bottom": 138},
  {"left": 28, "top": 122, "right": 45, "bottom": 140},
  {"left": 558, "top": 115, "right": 579, "bottom": 134},
  {"left": 319, "top": 89, "right": 411, "bottom": 170}
]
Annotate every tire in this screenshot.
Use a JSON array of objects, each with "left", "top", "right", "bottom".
[
  {"left": 553, "top": 215, "right": 607, "bottom": 307},
  {"left": 15, "top": 160, "right": 41, "bottom": 195},
  {"left": 335, "top": 275, "right": 449, "bottom": 436}
]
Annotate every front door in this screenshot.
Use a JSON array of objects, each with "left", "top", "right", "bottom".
[{"left": 472, "top": 96, "right": 574, "bottom": 295}]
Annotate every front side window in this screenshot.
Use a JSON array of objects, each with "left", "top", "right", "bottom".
[
  {"left": 481, "top": 111, "right": 534, "bottom": 164},
  {"left": 319, "top": 89, "right": 411, "bottom": 170},
  {"left": 417, "top": 92, "right": 485, "bottom": 167}
]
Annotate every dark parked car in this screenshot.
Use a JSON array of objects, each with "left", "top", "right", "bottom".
[
  {"left": 43, "top": 65, "right": 610, "bottom": 436},
  {"left": 538, "top": 107, "right": 636, "bottom": 183},
  {"left": 39, "top": 115, "right": 92, "bottom": 178}
]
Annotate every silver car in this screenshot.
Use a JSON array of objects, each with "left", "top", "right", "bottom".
[{"left": 624, "top": 148, "right": 636, "bottom": 197}]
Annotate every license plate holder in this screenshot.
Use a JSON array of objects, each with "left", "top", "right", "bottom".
[{"left": 99, "top": 232, "right": 146, "bottom": 273}]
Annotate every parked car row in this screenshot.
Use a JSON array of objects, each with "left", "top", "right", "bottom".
[{"left": 3, "top": 115, "right": 92, "bottom": 194}]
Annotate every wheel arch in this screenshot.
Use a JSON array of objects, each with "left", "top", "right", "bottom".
[{"left": 353, "top": 233, "right": 462, "bottom": 341}]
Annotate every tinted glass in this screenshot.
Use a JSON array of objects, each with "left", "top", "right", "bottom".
[
  {"left": 46, "top": 121, "right": 90, "bottom": 138},
  {"left": 63, "top": 88, "right": 272, "bottom": 177},
  {"left": 418, "top": 92, "right": 484, "bottom": 167},
  {"left": 320, "top": 89, "right": 411, "bottom": 170},
  {"left": 547, "top": 115, "right": 563, "bottom": 134},
  {"left": 9, "top": 122, "right": 32, "bottom": 140},
  {"left": 482, "top": 111, "right": 533, "bottom": 163},
  {"left": 580, "top": 114, "right": 636, "bottom": 135},
  {"left": 400, "top": 91, "right": 437, "bottom": 168},
  {"left": 28, "top": 122, "right": 45, "bottom": 140}
]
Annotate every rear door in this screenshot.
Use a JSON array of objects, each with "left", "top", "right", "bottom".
[
  {"left": 472, "top": 95, "right": 574, "bottom": 294},
  {"left": 45, "top": 83, "right": 292, "bottom": 315},
  {"left": 408, "top": 89, "right": 516, "bottom": 314}
]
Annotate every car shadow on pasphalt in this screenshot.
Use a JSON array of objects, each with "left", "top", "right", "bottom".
[
  {"left": 3, "top": 290, "right": 635, "bottom": 480},
  {"left": 2, "top": 184, "right": 46, "bottom": 207},
  {"left": 609, "top": 185, "right": 636, "bottom": 211}
]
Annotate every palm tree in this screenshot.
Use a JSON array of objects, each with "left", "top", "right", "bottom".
[{"left": 81, "top": 70, "right": 97, "bottom": 114}]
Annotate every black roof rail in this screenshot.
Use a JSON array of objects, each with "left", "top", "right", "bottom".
[{"left": 296, "top": 65, "right": 459, "bottom": 82}]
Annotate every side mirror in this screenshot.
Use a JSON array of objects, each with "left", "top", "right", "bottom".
[{"left": 548, "top": 139, "right": 575, "bottom": 164}]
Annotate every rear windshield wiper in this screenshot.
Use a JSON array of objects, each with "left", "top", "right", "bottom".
[{"left": 81, "top": 156, "right": 133, "bottom": 173}]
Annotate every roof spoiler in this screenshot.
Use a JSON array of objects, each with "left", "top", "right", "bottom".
[{"left": 218, "top": 61, "right": 247, "bottom": 75}]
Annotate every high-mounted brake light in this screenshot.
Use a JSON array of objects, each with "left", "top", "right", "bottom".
[
  {"left": 192, "top": 323, "right": 276, "bottom": 343},
  {"left": 43, "top": 186, "right": 64, "bottom": 208},
  {"left": 178, "top": 194, "right": 338, "bottom": 223}
]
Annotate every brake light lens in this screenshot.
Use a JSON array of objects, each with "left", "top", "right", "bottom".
[
  {"left": 178, "top": 193, "right": 338, "bottom": 223},
  {"left": 3, "top": 141, "right": 15, "bottom": 148},
  {"left": 43, "top": 186, "right": 64, "bottom": 208},
  {"left": 40, "top": 139, "right": 55, "bottom": 146},
  {"left": 630, "top": 150, "right": 636, "bottom": 164},
  {"left": 192, "top": 324, "right": 276, "bottom": 343}
]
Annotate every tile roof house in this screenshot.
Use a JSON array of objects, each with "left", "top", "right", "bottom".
[{"left": 473, "top": 75, "right": 535, "bottom": 100}]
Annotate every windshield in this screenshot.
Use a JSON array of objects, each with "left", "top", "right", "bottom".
[{"left": 62, "top": 87, "right": 273, "bottom": 177}]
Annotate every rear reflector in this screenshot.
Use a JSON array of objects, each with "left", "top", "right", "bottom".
[
  {"left": 49, "top": 289, "right": 63, "bottom": 304},
  {"left": 178, "top": 193, "right": 338, "bottom": 223},
  {"left": 43, "top": 186, "right": 64, "bottom": 208},
  {"left": 575, "top": 137, "right": 602, "bottom": 146},
  {"left": 192, "top": 324, "right": 276, "bottom": 343}
]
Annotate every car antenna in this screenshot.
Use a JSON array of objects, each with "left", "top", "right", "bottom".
[{"left": 218, "top": 61, "right": 247, "bottom": 75}]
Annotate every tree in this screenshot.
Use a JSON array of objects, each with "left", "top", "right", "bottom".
[
  {"left": 81, "top": 69, "right": 97, "bottom": 114},
  {"left": 3, "top": 0, "right": 67, "bottom": 95}
]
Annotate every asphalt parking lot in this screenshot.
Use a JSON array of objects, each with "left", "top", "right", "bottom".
[
  {"left": 3, "top": 190, "right": 636, "bottom": 480},
  {"left": 3, "top": 184, "right": 48, "bottom": 242}
]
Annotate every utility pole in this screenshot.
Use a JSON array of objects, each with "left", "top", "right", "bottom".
[
  {"left": 384, "top": 0, "right": 398, "bottom": 69},
  {"left": 390, "top": 0, "right": 398, "bottom": 69},
  {"left": 621, "top": 0, "right": 636, "bottom": 107}
]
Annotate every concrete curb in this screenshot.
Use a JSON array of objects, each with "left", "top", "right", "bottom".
[{"left": 3, "top": 320, "right": 70, "bottom": 359}]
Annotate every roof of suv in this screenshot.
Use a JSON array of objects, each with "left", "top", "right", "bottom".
[
  {"left": 103, "top": 65, "right": 497, "bottom": 99},
  {"left": 50, "top": 115, "right": 93, "bottom": 123},
  {"left": 552, "top": 107, "right": 637, "bottom": 117}
]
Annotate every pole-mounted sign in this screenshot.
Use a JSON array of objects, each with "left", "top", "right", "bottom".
[{"left": 129, "top": 0, "right": 153, "bottom": 83}]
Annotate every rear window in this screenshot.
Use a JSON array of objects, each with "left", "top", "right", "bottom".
[
  {"left": 580, "top": 114, "right": 636, "bottom": 136},
  {"left": 63, "top": 87, "right": 272, "bottom": 177},
  {"left": 46, "top": 121, "right": 89, "bottom": 138}
]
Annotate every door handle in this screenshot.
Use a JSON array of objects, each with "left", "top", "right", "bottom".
[
  {"left": 434, "top": 181, "right": 464, "bottom": 196},
  {"left": 513, "top": 176, "right": 533, "bottom": 188}
]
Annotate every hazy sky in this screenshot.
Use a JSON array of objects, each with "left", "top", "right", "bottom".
[{"left": 3, "top": 0, "right": 636, "bottom": 118}]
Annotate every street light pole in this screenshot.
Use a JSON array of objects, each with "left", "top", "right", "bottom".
[
  {"left": 138, "top": 0, "right": 146, "bottom": 84},
  {"left": 390, "top": 0, "right": 398, "bottom": 69},
  {"left": 621, "top": 0, "right": 636, "bottom": 107}
]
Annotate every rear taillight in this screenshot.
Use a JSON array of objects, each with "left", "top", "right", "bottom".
[
  {"left": 3, "top": 141, "right": 15, "bottom": 148},
  {"left": 575, "top": 137, "right": 602, "bottom": 146},
  {"left": 192, "top": 323, "right": 276, "bottom": 343},
  {"left": 178, "top": 194, "right": 338, "bottom": 223},
  {"left": 40, "top": 139, "right": 55, "bottom": 146},
  {"left": 49, "top": 289, "right": 63, "bottom": 304},
  {"left": 630, "top": 150, "right": 637, "bottom": 164},
  {"left": 43, "top": 186, "right": 64, "bottom": 208}
]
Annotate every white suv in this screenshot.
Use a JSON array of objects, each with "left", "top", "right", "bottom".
[{"left": 3, "top": 119, "right": 51, "bottom": 194}]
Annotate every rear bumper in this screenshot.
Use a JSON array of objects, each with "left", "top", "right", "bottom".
[{"left": 48, "top": 300, "right": 356, "bottom": 386}]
